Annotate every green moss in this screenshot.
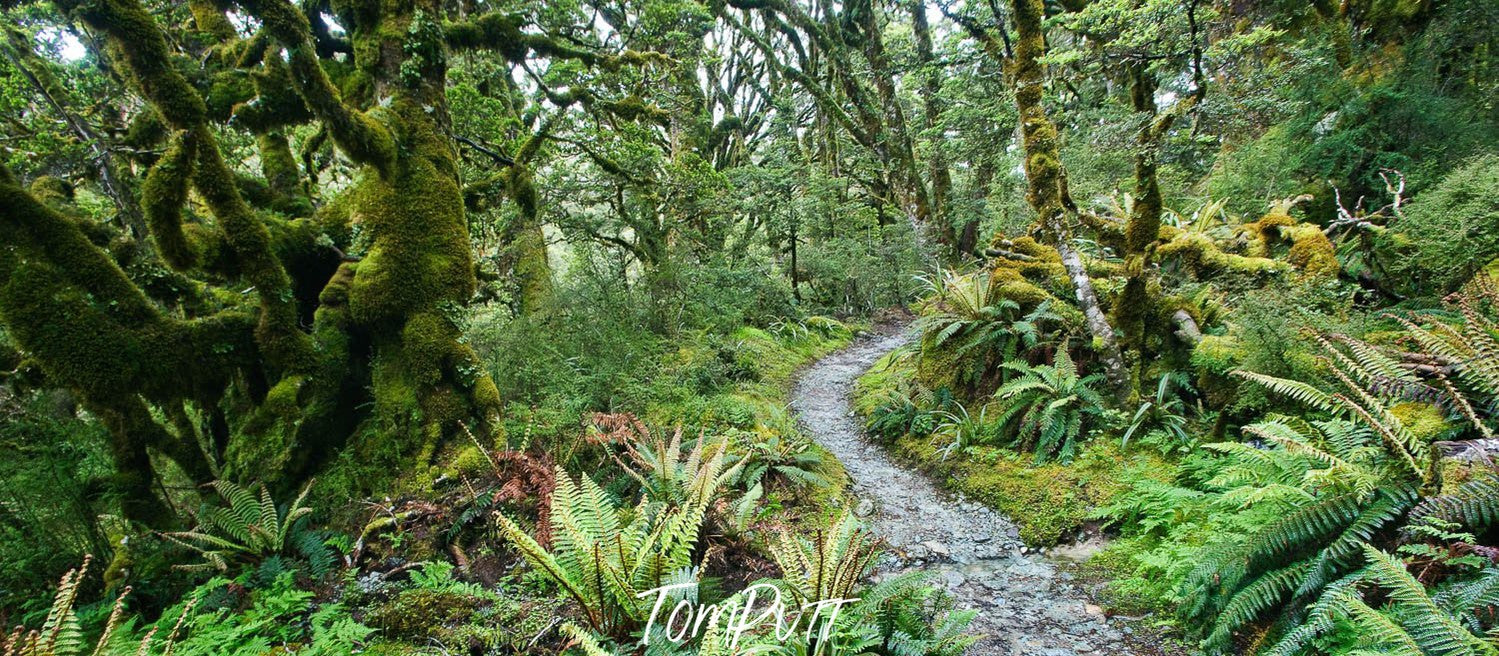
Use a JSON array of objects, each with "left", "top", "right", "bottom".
[
  {"left": 1389, "top": 401, "right": 1453, "bottom": 442},
  {"left": 347, "top": 101, "right": 472, "bottom": 328},
  {"left": 1157, "top": 232, "right": 1289, "bottom": 278},
  {"left": 142, "top": 131, "right": 201, "bottom": 269},
  {"left": 1191, "top": 334, "right": 1243, "bottom": 375},
  {"left": 885, "top": 435, "right": 1167, "bottom": 546},
  {"left": 365, "top": 589, "right": 481, "bottom": 639},
  {"left": 70, "top": 0, "right": 208, "bottom": 129}
]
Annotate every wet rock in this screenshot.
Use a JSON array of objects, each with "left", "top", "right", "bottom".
[{"left": 942, "top": 569, "right": 966, "bottom": 589}]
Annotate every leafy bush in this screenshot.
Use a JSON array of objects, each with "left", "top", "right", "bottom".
[
  {"left": 798, "top": 225, "right": 930, "bottom": 315},
  {"left": 148, "top": 574, "right": 373, "bottom": 656},
  {"left": 0, "top": 394, "right": 114, "bottom": 616},
  {"left": 1390, "top": 156, "right": 1499, "bottom": 293}
]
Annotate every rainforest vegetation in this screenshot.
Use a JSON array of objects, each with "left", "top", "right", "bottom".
[{"left": 1, "top": 0, "right": 1498, "bottom": 652}]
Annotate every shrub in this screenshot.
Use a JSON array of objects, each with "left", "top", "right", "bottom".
[{"left": 1390, "top": 155, "right": 1499, "bottom": 294}]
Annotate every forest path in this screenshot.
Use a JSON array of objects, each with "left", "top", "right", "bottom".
[{"left": 791, "top": 327, "right": 1142, "bottom": 656}]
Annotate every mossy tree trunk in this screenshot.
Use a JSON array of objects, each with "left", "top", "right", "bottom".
[
  {"left": 911, "top": 0, "right": 955, "bottom": 249},
  {"left": 1111, "top": 3, "right": 1206, "bottom": 398},
  {"left": 0, "top": 0, "right": 635, "bottom": 526},
  {"left": 1114, "top": 65, "right": 1165, "bottom": 397},
  {"left": 1006, "top": 0, "right": 1129, "bottom": 394}
]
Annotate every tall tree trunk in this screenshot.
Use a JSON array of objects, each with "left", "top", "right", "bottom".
[
  {"left": 959, "top": 157, "right": 994, "bottom": 255},
  {"left": 1007, "top": 0, "right": 1128, "bottom": 394},
  {"left": 1114, "top": 65, "right": 1165, "bottom": 397},
  {"left": 856, "top": 0, "right": 929, "bottom": 226},
  {"left": 911, "top": 0, "right": 954, "bottom": 243}
]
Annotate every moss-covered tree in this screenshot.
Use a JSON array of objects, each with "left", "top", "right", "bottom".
[{"left": 0, "top": 0, "right": 650, "bottom": 527}]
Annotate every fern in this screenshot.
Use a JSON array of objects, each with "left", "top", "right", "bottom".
[
  {"left": 992, "top": 349, "right": 1105, "bottom": 463},
  {"left": 1206, "top": 561, "right": 1316, "bottom": 650},
  {"left": 768, "top": 511, "right": 881, "bottom": 604},
  {"left": 1, "top": 557, "right": 136, "bottom": 656},
  {"left": 498, "top": 456, "right": 727, "bottom": 640},
  {"left": 1407, "top": 475, "right": 1499, "bottom": 536},
  {"left": 161, "top": 479, "right": 317, "bottom": 574}
]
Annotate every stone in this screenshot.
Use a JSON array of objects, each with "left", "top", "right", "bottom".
[{"left": 942, "top": 569, "right": 966, "bottom": 589}]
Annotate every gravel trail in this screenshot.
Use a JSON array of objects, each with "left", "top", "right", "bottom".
[{"left": 790, "top": 329, "right": 1144, "bottom": 656}]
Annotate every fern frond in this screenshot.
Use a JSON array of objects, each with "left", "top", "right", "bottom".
[
  {"left": 1360, "top": 545, "right": 1492, "bottom": 656},
  {"left": 1205, "top": 561, "right": 1315, "bottom": 650},
  {"left": 1408, "top": 475, "right": 1499, "bottom": 534},
  {"left": 1233, "top": 370, "right": 1338, "bottom": 412}
]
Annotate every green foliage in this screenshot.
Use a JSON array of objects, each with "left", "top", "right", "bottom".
[
  {"left": 992, "top": 350, "right": 1106, "bottom": 463},
  {"left": 731, "top": 433, "right": 832, "bottom": 494},
  {"left": 797, "top": 223, "right": 931, "bottom": 315},
  {"left": 1121, "top": 372, "right": 1197, "bottom": 455},
  {"left": 1265, "top": 546, "right": 1499, "bottom": 656},
  {"left": 161, "top": 480, "right": 330, "bottom": 576},
  {"left": 0, "top": 556, "right": 128, "bottom": 656},
  {"left": 141, "top": 574, "right": 373, "bottom": 656},
  {"left": 1388, "top": 156, "right": 1499, "bottom": 294},
  {"left": 495, "top": 454, "right": 728, "bottom": 640},
  {"left": 767, "top": 510, "right": 880, "bottom": 604},
  {"left": 913, "top": 269, "right": 1064, "bottom": 393},
  {"left": 0, "top": 393, "right": 114, "bottom": 614},
  {"left": 1096, "top": 325, "right": 1499, "bottom": 653}
]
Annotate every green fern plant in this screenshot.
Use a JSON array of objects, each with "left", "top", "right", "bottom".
[
  {"left": 768, "top": 511, "right": 882, "bottom": 605},
  {"left": 733, "top": 433, "right": 831, "bottom": 492},
  {"left": 929, "top": 402, "right": 996, "bottom": 459},
  {"left": 1388, "top": 280, "right": 1499, "bottom": 439},
  {"left": 1232, "top": 336, "right": 1438, "bottom": 487},
  {"left": 1406, "top": 474, "right": 1499, "bottom": 538},
  {"left": 866, "top": 379, "right": 949, "bottom": 441},
  {"left": 827, "top": 571, "right": 978, "bottom": 656},
  {"left": 2, "top": 556, "right": 125, "bottom": 656},
  {"left": 613, "top": 428, "right": 743, "bottom": 507},
  {"left": 1185, "top": 334, "right": 1451, "bottom": 653},
  {"left": 991, "top": 349, "right": 1105, "bottom": 463},
  {"left": 914, "top": 270, "right": 1062, "bottom": 390},
  {"left": 161, "top": 480, "right": 326, "bottom": 574},
  {"left": 1121, "top": 372, "right": 1196, "bottom": 454},
  {"left": 766, "top": 513, "right": 976, "bottom": 656},
  {"left": 496, "top": 455, "right": 728, "bottom": 641},
  {"left": 1265, "top": 545, "right": 1499, "bottom": 656}
]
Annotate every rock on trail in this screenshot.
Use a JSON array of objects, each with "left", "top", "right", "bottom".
[{"left": 791, "top": 329, "right": 1140, "bottom": 656}]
